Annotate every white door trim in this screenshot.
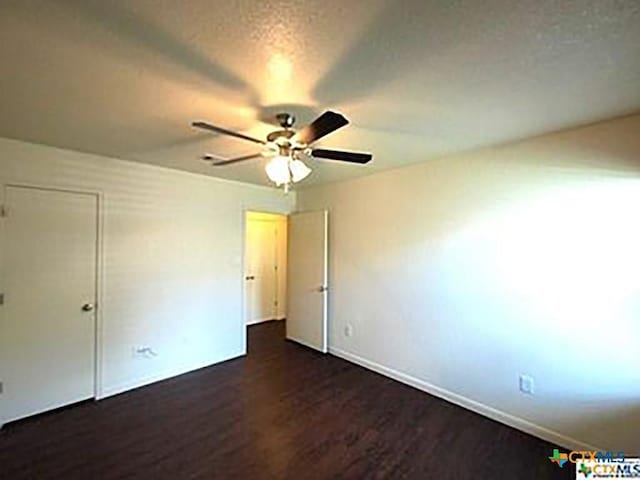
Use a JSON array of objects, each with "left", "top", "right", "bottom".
[{"left": 2, "top": 182, "right": 105, "bottom": 402}]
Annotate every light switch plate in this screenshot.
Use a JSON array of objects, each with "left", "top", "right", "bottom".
[{"left": 519, "top": 374, "right": 535, "bottom": 395}]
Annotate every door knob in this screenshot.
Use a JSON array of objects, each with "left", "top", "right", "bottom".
[
  {"left": 317, "top": 285, "right": 328, "bottom": 293},
  {"left": 82, "top": 303, "right": 95, "bottom": 312},
  {"left": 245, "top": 275, "right": 255, "bottom": 280}
]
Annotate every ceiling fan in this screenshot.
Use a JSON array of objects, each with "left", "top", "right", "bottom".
[{"left": 192, "top": 111, "right": 372, "bottom": 191}]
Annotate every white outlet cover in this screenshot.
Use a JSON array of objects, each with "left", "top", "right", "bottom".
[{"left": 344, "top": 324, "right": 353, "bottom": 337}]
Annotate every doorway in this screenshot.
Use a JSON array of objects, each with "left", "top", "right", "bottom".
[
  {"left": 243, "top": 209, "right": 330, "bottom": 355},
  {"left": 1, "top": 185, "right": 99, "bottom": 425},
  {"left": 244, "top": 211, "right": 288, "bottom": 326}
]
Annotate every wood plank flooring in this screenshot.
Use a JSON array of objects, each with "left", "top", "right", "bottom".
[{"left": 0, "top": 321, "right": 573, "bottom": 479}]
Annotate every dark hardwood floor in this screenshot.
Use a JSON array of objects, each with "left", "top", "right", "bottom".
[{"left": 1, "top": 321, "right": 572, "bottom": 479}]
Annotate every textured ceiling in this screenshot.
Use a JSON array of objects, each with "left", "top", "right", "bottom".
[{"left": 1, "top": 0, "right": 639, "bottom": 188}]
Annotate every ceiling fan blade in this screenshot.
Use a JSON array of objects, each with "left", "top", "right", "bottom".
[
  {"left": 205, "top": 152, "right": 263, "bottom": 166},
  {"left": 192, "top": 121, "right": 265, "bottom": 145},
  {"left": 311, "top": 148, "right": 372, "bottom": 164},
  {"left": 295, "top": 111, "right": 349, "bottom": 145}
]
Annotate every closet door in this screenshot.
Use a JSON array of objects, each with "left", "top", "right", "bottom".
[{"left": 2, "top": 186, "right": 98, "bottom": 424}]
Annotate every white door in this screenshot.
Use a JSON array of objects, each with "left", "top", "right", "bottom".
[
  {"left": 245, "top": 217, "right": 277, "bottom": 324},
  {"left": 286, "top": 210, "right": 328, "bottom": 353},
  {"left": 1, "top": 186, "right": 98, "bottom": 424}
]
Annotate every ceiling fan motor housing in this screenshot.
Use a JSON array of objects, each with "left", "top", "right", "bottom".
[
  {"left": 266, "top": 113, "right": 297, "bottom": 143},
  {"left": 276, "top": 112, "right": 295, "bottom": 129},
  {"left": 267, "top": 129, "right": 295, "bottom": 143}
]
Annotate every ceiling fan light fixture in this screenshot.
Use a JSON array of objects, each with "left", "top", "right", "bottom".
[
  {"left": 289, "top": 158, "right": 311, "bottom": 182},
  {"left": 265, "top": 155, "right": 291, "bottom": 186}
]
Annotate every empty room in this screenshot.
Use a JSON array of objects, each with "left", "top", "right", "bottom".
[{"left": 1, "top": 1, "right": 639, "bottom": 479}]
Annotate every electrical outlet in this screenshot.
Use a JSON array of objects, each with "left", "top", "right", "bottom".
[
  {"left": 344, "top": 324, "right": 353, "bottom": 337},
  {"left": 519, "top": 374, "right": 535, "bottom": 395}
]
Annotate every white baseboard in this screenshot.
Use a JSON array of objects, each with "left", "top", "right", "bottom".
[
  {"left": 328, "top": 346, "right": 602, "bottom": 452},
  {"left": 98, "top": 351, "right": 244, "bottom": 399},
  {"left": 287, "top": 335, "right": 327, "bottom": 353},
  {"left": 246, "top": 317, "right": 284, "bottom": 326}
]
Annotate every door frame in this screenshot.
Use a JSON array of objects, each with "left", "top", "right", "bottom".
[
  {"left": 240, "top": 207, "right": 288, "bottom": 353},
  {"left": 1, "top": 182, "right": 105, "bottom": 402}
]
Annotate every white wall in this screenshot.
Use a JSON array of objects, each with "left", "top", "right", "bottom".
[
  {"left": 0, "top": 137, "right": 294, "bottom": 421},
  {"left": 298, "top": 114, "right": 640, "bottom": 453}
]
